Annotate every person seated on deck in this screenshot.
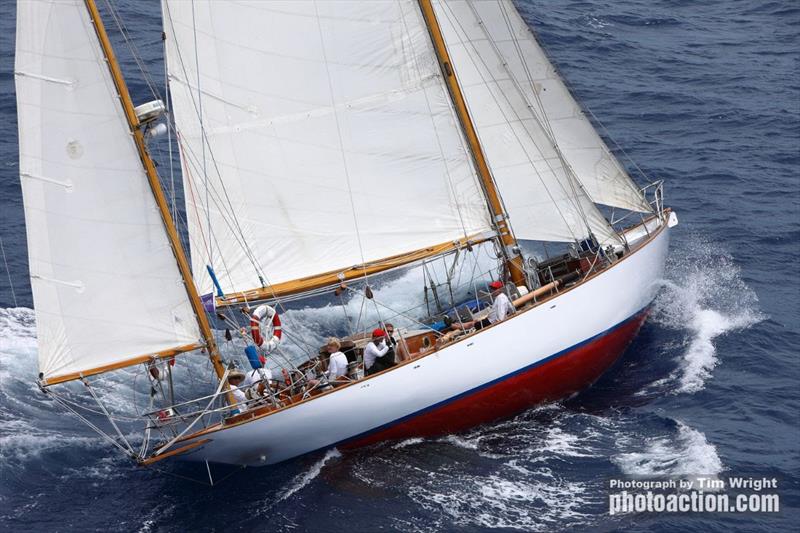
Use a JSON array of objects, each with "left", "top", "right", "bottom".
[
  {"left": 364, "top": 328, "right": 395, "bottom": 376},
  {"left": 453, "top": 281, "right": 515, "bottom": 332},
  {"left": 323, "top": 337, "right": 350, "bottom": 386},
  {"left": 227, "top": 370, "right": 249, "bottom": 413},
  {"left": 305, "top": 338, "right": 350, "bottom": 392}
]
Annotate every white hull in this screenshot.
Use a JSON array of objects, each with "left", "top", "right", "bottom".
[{"left": 178, "top": 218, "right": 672, "bottom": 466}]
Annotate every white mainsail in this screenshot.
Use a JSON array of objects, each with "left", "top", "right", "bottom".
[
  {"left": 15, "top": 0, "right": 201, "bottom": 383},
  {"left": 435, "top": 0, "right": 652, "bottom": 214},
  {"left": 433, "top": 0, "right": 621, "bottom": 245},
  {"left": 163, "top": 0, "right": 495, "bottom": 296}
]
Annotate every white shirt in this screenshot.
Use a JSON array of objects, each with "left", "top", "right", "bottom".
[
  {"left": 488, "top": 292, "right": 514, "bottom": 324},
  {"left": 244, "top": 367, "right": 272, "bottom": 388},
  {"left": 230, "top": 386, "right": 248, "bottom": 410},
  {"left": 363, "top": 340, "right": 389, "bottom": 369},
  {"left": 325, "top": 351, "right": 349, "bottom": 379}
]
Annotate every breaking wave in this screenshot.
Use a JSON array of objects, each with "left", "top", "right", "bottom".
[
  {"left": 613, "top": 421, "right": 724, "bottom": 478},
  {"left": 652, "top": 235, "right": 765, "bottom": 393}
]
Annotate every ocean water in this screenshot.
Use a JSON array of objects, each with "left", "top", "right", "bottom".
[{"left": 1, "top": 0, "right": 798, "bottom": 531}]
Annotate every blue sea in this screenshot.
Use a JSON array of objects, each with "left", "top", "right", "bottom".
[{"left": 1, "top": 1, "right": 798, "bottom": 531}]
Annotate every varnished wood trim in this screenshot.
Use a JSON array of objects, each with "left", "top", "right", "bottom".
[
  {"left": 217, "top": 234, "right": 491, "bottom": 306},
  {"left": 42, "top": 342, "right": 204, "bottom": 386},
  {"left": 139, "top": 439, "right": 211, "bottom": 466}
]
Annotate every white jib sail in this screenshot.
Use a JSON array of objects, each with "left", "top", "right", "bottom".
[
  {"left": 163, "top": 0, "right": 495, "bottom": 296},
  {"left": 15, "top": 0, "right": 201, "bottom": 383},
  {"left": 433, "top": 0, "right": 621, "bottom": 244},
  {"left": 440, "top": 0, "right": 652, "bottom": 214}
]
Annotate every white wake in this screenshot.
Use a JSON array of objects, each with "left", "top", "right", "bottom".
[{"left": 652, "top": 236, "right": 764, "bottom": 393}]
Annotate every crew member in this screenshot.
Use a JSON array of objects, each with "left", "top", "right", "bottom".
[
  {"left": 364, "top": 328, "right": 393, "bottom": 376},
  {"left": 324, "top": 337, "right": 350, "bottom": 385},
  {"left": 455, "top": 281, "right": 515, "bottom": 331},
  {"left": 227, "top": 370, "right": 249, "bottom": 412},
  {"left": 244, "top": 365, "right": 273, "bottom": 399}
]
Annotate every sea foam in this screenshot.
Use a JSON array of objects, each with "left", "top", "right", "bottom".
[{"left": 652, "top": 235, "right": 764, "bottom": 393}]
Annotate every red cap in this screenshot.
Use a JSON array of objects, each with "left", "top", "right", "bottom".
[
  {"left": 489, "top": 281, "right": 504, "bottom": 290},
  {"left": 372, "top": 328, "right": 386, "bottom": 338}
]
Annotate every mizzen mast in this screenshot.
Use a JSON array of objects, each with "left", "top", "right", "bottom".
[
  {"left": 417, "top": 0, "right": 527, "bottom": 289},
  {"left": 83, "top": 0, "right": 226, "bottom": 383}
]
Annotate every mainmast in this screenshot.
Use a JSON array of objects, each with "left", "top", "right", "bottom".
[
  {"left": 83, "top": 0, "right": 227, "bottom": 384},
  {"left": 417, "top": 0, "right": 527, "bottom": 289}
]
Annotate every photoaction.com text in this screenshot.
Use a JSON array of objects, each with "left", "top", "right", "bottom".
[{"left": 607, "top": 477, "right": 780, "bottom": 515}]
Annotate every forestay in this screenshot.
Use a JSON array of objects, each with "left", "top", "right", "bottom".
[
  {"left": 433, "top": 0, "right": 621, "bottom": 244},
  {"left": 163, "top": 0, "right": 494, "bottom": 296},
  {"left": 15, "top": 0, "right": 201, "bottom": 383},
  {"left": 436, "top": 0, "right": 651, "bottom": 214}
]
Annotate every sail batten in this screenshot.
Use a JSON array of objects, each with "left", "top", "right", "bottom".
[
  {"left": 16, "top": 0, "right": 202, "bottom": 382},
  {"left": 163, "top": 0, "right": 495, "bottom": 297}
]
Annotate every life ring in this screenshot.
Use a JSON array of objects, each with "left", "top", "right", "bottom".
[{"left": 249, "top": 304, "right": 282, "bottom": 349}]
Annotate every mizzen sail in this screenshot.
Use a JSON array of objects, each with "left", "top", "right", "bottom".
[
  {"left": 163, "top": 0, "right": 495, "bottom": 297},
  {"left": 16, "top": 0, "right": 201, "bottom": 384}
]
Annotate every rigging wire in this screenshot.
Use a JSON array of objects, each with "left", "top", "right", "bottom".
[
  {"left": 397, "top": 3, "right": 473, "bottom": 242},
  {"left": 311, "top": 0, "right": 371, "bottom": 292},
  {"left": 103, "top": 0, "right": 162, "bottom": 102},
  {"left": 163, "top": 33, "right": 178, "bottom": 225},
  {"left": 189, "top": 0, "right": 212, "bottom": 265},
  {"left": 496, "top": 0, "right": 650, "bottom": 209},
  {"left": 437, "top": 1, "right": 590, "bottom": 244},
  {"left": 522, "top": 14, "right": 653, "bottom": 190},
  {"left": 491, "top": 0, "right": 599, "bottom": 236},
  {"left": 162, "top": 1, "right": 266, "bottom": 286},
  {"left": 0, "top": 235, "right": 17, "bottom": 307}
]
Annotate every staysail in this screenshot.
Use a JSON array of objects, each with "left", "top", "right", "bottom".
[
  {"left": 16, "top": 0, "right": 202, "bottom": 384},
  {"left": 435, "top": 0, "right": 651, "bottom": 214},
  {"left": 432, "top": 0, "right": 622, "bottom": 244},
  {"left": 163, "top": 0, "right": 496, "bottom": 297}
]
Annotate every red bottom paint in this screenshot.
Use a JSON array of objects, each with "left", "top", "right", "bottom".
[{"left": 343, "top": 310, "right": 649, "bottom": 449}]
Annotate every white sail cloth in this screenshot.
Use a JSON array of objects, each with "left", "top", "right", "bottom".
[
  {"left": 433, "top": 0, "right": 620, "bottom": 244},
  {"left": 163, "top": 0, "right": 494, "bottom": 296},
  {"left": 437, "top": 0, "right": 651, "bottom": 214},
  {"left": 16, "top": 0, "right": 201, "bottom": 382}
]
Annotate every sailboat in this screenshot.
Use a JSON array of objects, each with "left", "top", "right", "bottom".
[{"left": 15, "top": 0, "right": 677, "bottom": 469}]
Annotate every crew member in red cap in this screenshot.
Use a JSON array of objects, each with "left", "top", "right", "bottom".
[
  {"left": 453, "top": 280, "right": 515, "bottom": 332},
  {"left": 364, "top": 327, "right": 395, "bottom": 376}
]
